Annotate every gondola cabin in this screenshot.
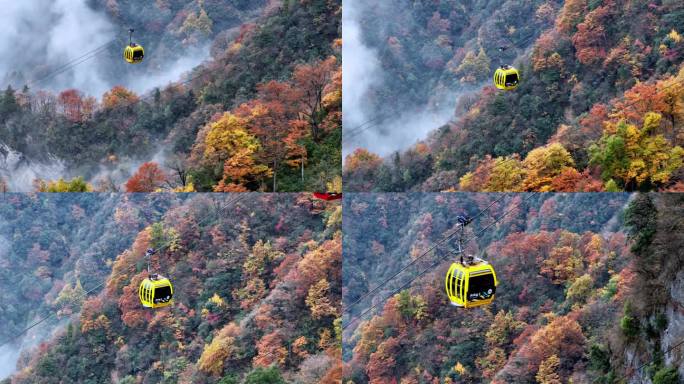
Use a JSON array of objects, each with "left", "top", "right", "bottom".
[
  {"left": 139, "top": 274, "right": 173, "bottom": 308},
  {"left": 493, "top": 65, "right": 519, "bottom": 90},
  {"left": 124, "top": 44, "right": 144, "bottom": 64},
  {"left": 445, "top": 258, "right": 497, "bottom": 308},
  {"left": 313, "top": 192, "right": 342, "bottom": 201}
]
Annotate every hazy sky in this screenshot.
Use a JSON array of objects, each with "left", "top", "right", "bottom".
[
  {"left": 0, "top": 0, "right": 212, "bottom": 192},
  {"left": 0, "top": 0, "right": 209, "bottom": 98},
  {"left": 342, "top": 0, "right": 457, "bottom": 159},
  {"left": 0, "top": 0, "right": 115, "bottom": 95}
]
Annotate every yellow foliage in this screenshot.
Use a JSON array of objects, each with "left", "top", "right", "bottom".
[
  {"left": 486, "top": 155, "right": 526, "bottom": 192},
  {"left": 668, "top": 29, "right": 682, "bottom": 43},
  {"left": 459, "top": 172, "right": 474, "bottom": 191},
  {"left": 536, "top": 354, "right": 562, "bottom": 384},
  {"left": 660, "top": 44, "right": 669, "bottom": 55},
  {"left": 173, "top": 177, "right": 196, "bottom": 192},
  {"left": 180, "top": 6, "right": 213, "bottom": 37},
  {"left": 319, "top": 328, "right": 334, "bottom": 350},
  {"left": 326, "top": 205, "right": 342, "bottom": 230},
  {"left": 522, "top": 143, "right": 576, "bottom": 191},
  {"left": 327, "top": 175, "right": 342, "bottom": 193},
  {"left": 197, "top": 323, "right": 240, "bottom": 376},
  {"left": 35, "top": 177, "right": 93, "bottom": 192},
  {"left": 228, "top": 42, "right": 243, "bottom": 54},
  {"left": 203, "top": 112, "right": 271, "bottom": 189},
  {"left": 322, "top": 88, "right": 341, "bottom": 109},
  {"left": 454, "top": 362, "right": 467, "bottom": 375},
  {"left": 592, "top": 112, "right": 684, "bottom": 188},
  {"left": 209, "top": 293, "right": 225, "bottom": 307},
  {"left": 204, "top": 113, "right": 260, "bottom": 164},
  {"left": 306, "top": 278, "right": 338, "bottom": 319}
]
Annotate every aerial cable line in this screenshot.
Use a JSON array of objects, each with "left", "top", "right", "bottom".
[
  {"left": 343, "top": 192, "right": 510, "bottom": 313},
  {"left": 0, "top": 193, "right": 246, "bottom": 349},
  {"left": 25, "top": 39, "right": 119, "bottom": 89},
  {"left": 342, "top": 34, "right": 541, "bottom": 144},
  {"left": 342, "top": 192, "right": 538, "bottom": 330},
  {"left": 342, "top": 67, "right": 684, "bottom": 162},
  {"left": 344, "top": 114, "right": 387, "bottom": 138},
  {"left": 344, "top": 29, "right": 683, "bottom": 146},
  {"left": 0, "top": 280, "right": 107, "bottom": 348}
]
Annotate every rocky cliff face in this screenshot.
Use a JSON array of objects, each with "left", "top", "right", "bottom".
[
  {"left": 664, "top": 270, "right": 684, "bottom": 378},
  {"left": 618, "top": 194, "right": 684, "bottom": 383}
]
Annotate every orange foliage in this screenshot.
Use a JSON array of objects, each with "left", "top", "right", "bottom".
[
  {"left": 102, "top": 86, "right": 139, "bottom": 109},
  {"left": 79, "top": 296, "right": 104, "bottom": 332},
  {"left": 345, "top": 148, "right": 382, "bottom": 172},
  {"left": 366, "top": 336, "right": 400, "bottom": 384},
  {"left": 610, "top": 81, "right": 669, "bottom": 126},
  {"left": 213, "top": 148, "right": 262, "bottom": 192},
  {"left": 556, "top": 0, "right": 587, "bottom": 35},
  {"left": 571, "top": 5, "right": 611, "bottom": 65},
  {"left": 57, "top": 89, "right": 95, "bottom": 122},
  {"left": 254, "top": 303, "right": 277, "bottom": 331},
  {"left": 579, "top": 103, "right": 609, "bottom": 138},
  {"left": 532, "top": 30, "right": 565, "bottom": 72},
  {"left": 106, "top": 228, "right": 151, "bottom": 297},
  {"left": 550, "top": 168, "right": 603, "bottom": 191},
  {"left": 236, "top": 100, "right": 304, "bottom": 188},
  {"left": 615, "top": 263, "right": 636, "bottom": 301},
  {"left": 292, "top": 56, "right": 339, "bottom": 141},
  {"left": 526, "top": 316, "right": 586, "bottom": 373},
  {"left": 319, "top": 358, "right": 344, "bottom": 384},
  {"left": 292, "top": 336, "right": 309, "bottom": 358},
  {"left": 125, "top": 162, "right": 168, "bottom": 192},
  {"left": 254, "top": 331, "right": 288, "bottom": 367},
  {"left": 292, "top": 237, "right": 342, "bottom": 298},
  {"left": 118, "top": 272, "right": 151, "bottom": 328}
]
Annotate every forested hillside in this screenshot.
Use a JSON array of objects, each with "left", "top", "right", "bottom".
[
  {"left": 343, "top": 193, "right": 684, "bottom": 383},
  {"left": 344, "top": 0, "right": 684, "bottom": 192},
  {"left": 0, "top": 193, "right": 184, "bottom": 379},
  {"left": 0, "top": 193, "right": 342, "bottom": 383},
  {"left": 0, "top": 0, "right": 341, "bottom": 192}
]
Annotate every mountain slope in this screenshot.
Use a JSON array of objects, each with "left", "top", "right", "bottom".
[
  {"left": 341, "top": 193, "right": 684, "bottom": 383},
  {"left": 344, "top": 0, "right": 684, "bottom": 192},
  {"left": 1, "top": 194, "right": 342, "bottom": 383},
  {"left": 0, "top": 0, "right": 342, "bottom": 193}
]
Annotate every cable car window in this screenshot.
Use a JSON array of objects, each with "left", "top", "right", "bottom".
[
  {"left": 133, "top": 50, "right": 143, "bottom": 59},
  {"left": 467, "top": 274, "right": 495, "bottom": 301},
  {"left": 506, "top": 73, "right": 518, "bottom": 85},
  {"left": 154, "top": 286, "right": 172, "bottom": 303},
  {"left": 456, "top": 271, "right": 463, "bottom": 299}
]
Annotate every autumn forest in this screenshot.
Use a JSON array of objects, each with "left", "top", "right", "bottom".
[
  {"left": 0, "top": 0, "right": 341, "bottom": 193},
  {"left": 2, "top": 1, "right": 684, "bottom": 384},
  {"left": 343, "top": 193, "right": 684, "bottom": 383},
  {"left": 0, "top": 193, "right": 341, "bottom": 383},
  {"left": 343, "top": 0, "right": 684, "bottom": 192}
]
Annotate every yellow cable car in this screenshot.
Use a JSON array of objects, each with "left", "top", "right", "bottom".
[
  {"left": 139, "top": 274, "right": 174, "bottom": 308},
  {"left": 493, "top": 65, "right": 519, "bottom": 90},
  {"left": 124, "top": 44, "right": 144, "bottom": 64},
  {"left": 445, "top": 257, "right": 498, "bottom": 308},
  {"left": 124, "top": 29, "right": 144, "bottom": 64}
]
